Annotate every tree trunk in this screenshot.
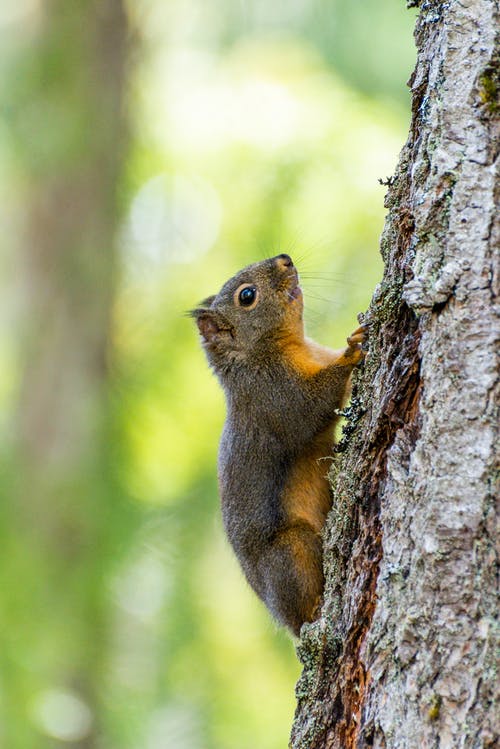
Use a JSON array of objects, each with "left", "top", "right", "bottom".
[
  {"left": 291, "top": 2, "right": 498, "bottom": 748},
  {"left": 3, "top": 2, "right": 129, "bottom": 746}
]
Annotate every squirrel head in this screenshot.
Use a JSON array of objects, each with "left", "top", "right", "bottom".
[{"left": 191, "top": 254, "right": 303, "bottom": 375}]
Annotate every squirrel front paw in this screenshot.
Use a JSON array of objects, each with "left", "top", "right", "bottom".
[
  {"left": 346, "top": 324, "right": 367, "bottom": 347},
  {"left": 345, "top": 324, "right": 368, "bottom": 366}
]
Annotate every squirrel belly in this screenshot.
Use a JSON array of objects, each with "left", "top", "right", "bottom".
[{"left": 191, "top": 253, "right": 366, "bottom": 636}]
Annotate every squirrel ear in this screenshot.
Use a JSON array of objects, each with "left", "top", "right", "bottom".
[
  {"left": 190, "top": 308, "right": 231, "bottom": 344},
  {"left": 195, "top": 312, "right": 221, "bottom": 343}
]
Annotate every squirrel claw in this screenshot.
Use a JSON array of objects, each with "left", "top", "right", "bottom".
[
  {"left": 347, "top": 324, "right": 368, "bottom": 347},
  {"left": 344, "top": 324, "right": 368, "bottom": 366}
]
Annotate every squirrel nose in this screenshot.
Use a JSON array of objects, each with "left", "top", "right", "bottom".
[{"left": 275, "top": 253, "right": 294, "bottom": 270}]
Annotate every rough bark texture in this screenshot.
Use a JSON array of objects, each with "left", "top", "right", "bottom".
[{"left": 291, "top": 2, "right": 499, "bottom": 748}]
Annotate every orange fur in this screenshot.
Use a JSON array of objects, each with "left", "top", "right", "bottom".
[
  {"left": 279, "top": 334, "right": 351, "bottom": 377},
  {"left": 282, "top": 430, "right": 333, "bottom": 532},
  {"left": 273, "top": 523, "right": 324, "bottom": 624}
]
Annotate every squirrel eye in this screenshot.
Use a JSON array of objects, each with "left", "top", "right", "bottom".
[{"left": 238, "top": 286, "right": 256, "bottom": 307}]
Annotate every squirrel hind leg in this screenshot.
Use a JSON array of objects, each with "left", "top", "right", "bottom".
[{"left": 258, "top": 524, "right": 324, "bottom": 637}]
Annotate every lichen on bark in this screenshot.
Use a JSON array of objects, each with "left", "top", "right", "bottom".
[{"left": 290, "top": 2, "right": 499, "bottom": 747}]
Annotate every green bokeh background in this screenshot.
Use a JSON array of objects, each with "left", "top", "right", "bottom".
[{"left": 0, "top": 2, "right": 415, "bottom": 747}]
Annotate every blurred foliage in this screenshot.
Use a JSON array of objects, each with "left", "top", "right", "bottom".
[{"left": 0, "top": 1, "right": 415, "bottom": 748}]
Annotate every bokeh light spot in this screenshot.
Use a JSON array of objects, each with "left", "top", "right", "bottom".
[{"left": 31, "top": 689, "right": 92, "bottom": 742}]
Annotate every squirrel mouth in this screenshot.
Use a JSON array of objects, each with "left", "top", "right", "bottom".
[{"left": 280, "top": 267, "right": 302, "bottom": 303}]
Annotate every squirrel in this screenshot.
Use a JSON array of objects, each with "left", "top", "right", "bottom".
[{"left": 191, "top": 254, "right": 366, "bottom": 636}]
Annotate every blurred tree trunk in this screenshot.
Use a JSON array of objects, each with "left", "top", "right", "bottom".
[
  {"left": 291, "top": 2, "right": 498, "bottom": 748},
  {"left": 4, "top": 1, "right": 129, "bottom": 746},
  {"left": 18, "top": 1, "right": 128, "bottom": 496}
]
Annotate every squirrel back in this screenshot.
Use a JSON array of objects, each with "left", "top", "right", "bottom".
[{"left": 192, "top": 254, "right": 365, "bottom": 635}]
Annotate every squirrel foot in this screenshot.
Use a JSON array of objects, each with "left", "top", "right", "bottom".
[{"left": 310, "top": 594, "right": 323, "bottom": 622}]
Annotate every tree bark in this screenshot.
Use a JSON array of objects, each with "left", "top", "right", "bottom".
[{"left": 291, "top": 2, "right": 499, "bottom": 748}]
